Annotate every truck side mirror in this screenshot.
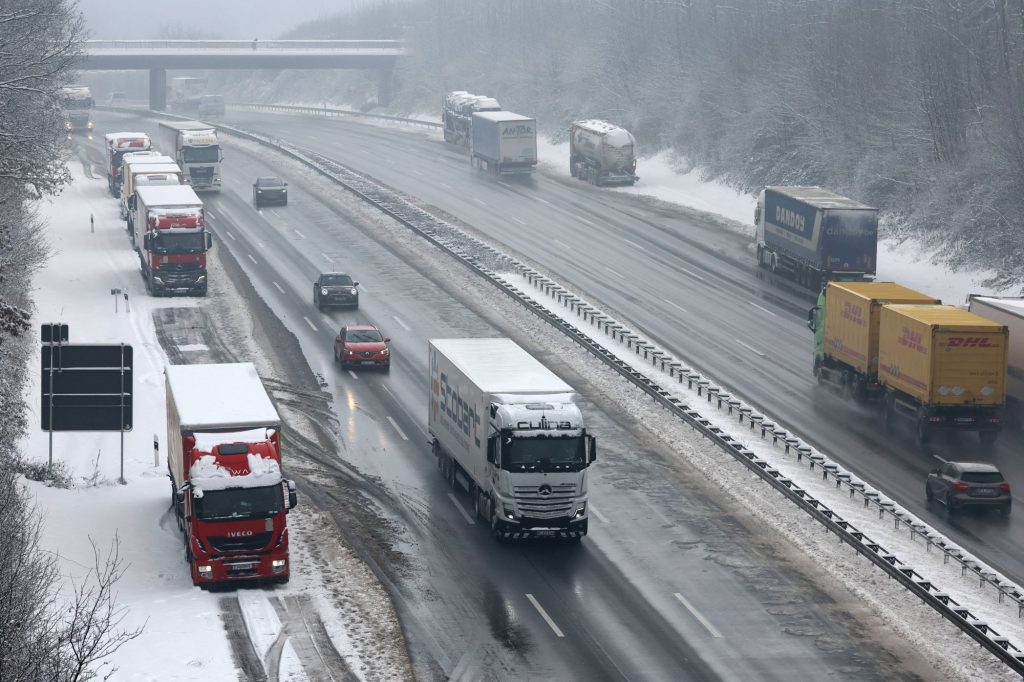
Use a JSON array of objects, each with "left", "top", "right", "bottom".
[
  {"left": 486, "top": 436, "right": 497, "bottom": 465},
  {"left": 807, "top": 306, "right": 818, "bottom": 332},
  {"left": 287, "top": 480, "right": 298, "bottom": 510},
  {"left": 205, "top": 232, "right": 213, "bottom": 249},
  {"left": 587, "top": 435, "right": 597, "bottom": 463},
  {"left": 143, "top": 234, "right": 151, "bottom": 249}
]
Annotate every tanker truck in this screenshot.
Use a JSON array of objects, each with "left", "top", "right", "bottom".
[{"left": 569, "top": 120, "right": 638, "bottom": 186}]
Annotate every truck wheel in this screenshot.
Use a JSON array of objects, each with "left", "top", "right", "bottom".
[
  {"left": 883, "top": 393, "right": 896, "bottom": 432},
  {"left": 979, "top": 430, "right": 998, "bottom": 445},
  {"left": 916, "top": 417, "right": 932, "bottom": 444},
  {"left": 945, "top": 493, "right": 957, "bottom": 514}
]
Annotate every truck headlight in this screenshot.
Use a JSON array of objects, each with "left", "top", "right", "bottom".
[
  {"left": 321, "top": 287, "right": 328, "bottom": 296},
  {"left": 152, "top": 276, "right": 164, "bottom": 285},
  {"left": 572, "top": 503, "right": 587, "bottom": 519},
  {"left": 272, "top": 559, "right": 287, "bottom": 573},
  {"left": 195, "top": 275, "right": 206, "bottom": 283},
  {"left": 87, "top": 121, "right": 93, "bottom": 129},
  {"left": 197, "top": 564, "right": 213, "bottom": 578},
  {"left": 503, "top": 505, "right": 516, "bottom": 520}
]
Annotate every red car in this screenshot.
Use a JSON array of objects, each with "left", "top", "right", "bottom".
[{"left": 334, "top": 324, "right": 390, "bottom": 371}]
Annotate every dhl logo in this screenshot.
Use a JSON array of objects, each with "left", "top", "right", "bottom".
[{"left": 946, "top": 337, "right": 996, "bottom": 348}]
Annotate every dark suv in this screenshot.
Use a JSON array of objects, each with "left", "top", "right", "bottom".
[
  {"left": 253, "top": 176, "right": 287, "bottom": 208},
  {"left": 926, "top": 461, "right": 1011, "bottom": 515},
  {"left": 314, "top": 272, "right": 359, "bottom": 310}
]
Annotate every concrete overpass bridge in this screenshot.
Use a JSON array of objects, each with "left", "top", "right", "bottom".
[{"left": 80, "top": 40, "right": 407, "bottom": 109}]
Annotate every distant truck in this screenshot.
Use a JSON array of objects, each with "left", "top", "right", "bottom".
[
  {"left": 134, "top": 185, "right": 211, "bottom": 296},
  {"left": 442, "top": 91, "right": 500, "bottom": 146},
  {"left": 103, "top": 132, "right": 151, "bottom": 196},
  {"left": 166, "top": 362, "right": 297, "bottom": 588},
  {"left": 60, "top": 85, "right": 94, "bottom": 136},
  {"left": 756, "top": 186, "right": 879, "bottom": 290},
  {"left": 119, "top": 152, "right": 177, "bottom": 223},
  {"left": 198, "top": 94, "right": 225, "bottom": 119},
  {"left": 170, "top": 76, "right": 208, "bottom": 111},
  {"left": 569, "top": 120, "right": 638, "bottom": 186},
  {"left": 811, "top": 283, "right": 1008, "bottom": 443},
  {"left": 428, "top": 338, "right": 596, "bottom": 541},
  {"left": 968, "top": 295, "right": 1024, "bottom": 428},
  {"left": 158, "top": 121, "right": 222, "bottom": 192},
  {"left": 470, "top": 112, "right": 537, "bottom": 176}
]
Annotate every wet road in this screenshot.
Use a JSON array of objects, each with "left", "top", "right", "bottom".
[{"left": 91, "top": 112, "right": 931, "bottom": 680}]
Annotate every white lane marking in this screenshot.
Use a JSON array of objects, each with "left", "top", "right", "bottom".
[
  {"left": 226, "top": 231, "right": 235, "bottom": 241},
  {"left": 321, "top": 252, "right": 333, "bottom": 263},
  {"left": 386, "top": 416, "right": 409, "bottom": 441},
  {"left": 622, "top": 238, "right": 647, "bottom": 252},
  {"left": 674, "top": 592, "right": 722, "bottom": 638},
  {"left": 576, "top": 215, "right": 595, "bottom": 227},
  {"left": 661, "top": 297, "right": 688, "bottom": 314},
  {"left": 247, "top": 254, "right": 258, "bottom": 265},
  {"left": 293, "top": 229, "right": 306, "bottom": 239},
  {"left": 303, "top": 316, "right": 317, "bottom": 331},
  {"left": 932, "top": 454, "right": 947, "bottom": 463},
  {"left": 735, "top": 338, "right": 766, "bottom": 358},
  {"left": 604, "top": 265, "right": 624, "bottom": 278},
  {"left": 411, "top": 169, "right": 423, "bottom": 177},
  {"left": 749, "top": 302, "right": 777, "bottom": 317},
  {"left": 678, "top": 266, "right": 707, "bottom": 283},
  {"left": 473, "top": 197, "right": 488, "bottom": 207},
  {"left": 256, "top": 240, "right": 265, "bottom": 248},
  {"left": 206, "top": 210, "right": 216, "bottom": 220},
  {"left": 512, "top": 216, "right": 526, "bottom": 225},
  {"left": 589, "top": 506, "right": 608, "bottom": 524},
  {"left": 498, "top": 182, "right": 513, "bottom": 189},
  {"left": 440, "top": 182, "right": 452, "bottom": 190},
  {"left": 447, "top": 493, "right": 475, "bottom": 524},
  {"left": 347, "top": 370, "right": 358, "bottom": 380},
  {"left": 272, "top": 281, "right": 285, "bottom": 294},
  {"left": 535, "top": 197, "right": 552, "bottom": 207},
  {"left": 392, "top": 315, "right": 410, "bottom": 331},
  {"left": 553, "top": 238, "right": 570, "bottom": 249},
  {"left": 358, "top": 283, "right": 370, "bottom": 293},
  {"left": 525, "top": 594, "right": 564, "bottom": 638}
]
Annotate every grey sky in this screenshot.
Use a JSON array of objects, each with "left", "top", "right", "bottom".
[{"left": 77, "top": 0, "right": 350, "bottom": 39}]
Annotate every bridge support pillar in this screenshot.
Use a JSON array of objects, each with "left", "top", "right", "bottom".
[
  {"left": 149, "top": 68, "right": 166, "bottom": 111},
  {"left": 377, "top": 67, "right": 394, "bottom": 107}
]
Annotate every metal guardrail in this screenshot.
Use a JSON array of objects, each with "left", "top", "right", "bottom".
[
  {"left": 236, "top": 102, "right": 441, "bottom": 130},
  {"left": 98, "top": 104, "right": 1024, "bottom": 675},
  {"left": 86, "top": 40, "right": 404, "bottom": 52}
]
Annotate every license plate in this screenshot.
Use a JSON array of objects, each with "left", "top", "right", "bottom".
[
  {"left": 955, "top": 417, "right": 975, "bottom": 423},
  {"left": 974, "top": 488, "right": 997, "bottom": 496},
  {"left": 230, "top": 562, "right": 255, "bottom": 570},
  {"left": 361, "top": 361, "right": 376, "bottom": 365}
]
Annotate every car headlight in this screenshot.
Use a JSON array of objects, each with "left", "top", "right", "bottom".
[
  {"left": 349, "top": 287, "right": 358, "bottom": 295},
  {"left": 281, "top": 189, "right": 287, "bottom": 193},
  {"left": 321, "top": 288, "right": 328, "bottom": 296},
  {"left": 256, "top": 189, "right": 262, "bottom": 193},
  {"left": 87, "top": 121, "right": 93, "bottom": 129},
  {"left": 381, "top": 348, "right": 389, "bottom": 356}
]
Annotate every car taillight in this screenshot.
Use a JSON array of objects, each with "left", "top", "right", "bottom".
[
  {"left": 954, "top": 482, "right": 969, "bottom": 491},
  {"left": 1000, "top": 483, "right": 1011, "bottom": 492},
  {"left": 928, "top": 416, "right": 943, "bottom": 423},
  {"left": 988, "top": 418, "right": 1001, "bottom": 424}
]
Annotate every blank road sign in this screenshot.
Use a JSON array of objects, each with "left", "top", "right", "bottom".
[{"left": 41, "top": 344, "right": 133, "bottom": 432}]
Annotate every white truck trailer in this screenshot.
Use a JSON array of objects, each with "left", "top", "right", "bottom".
[
  {"left": 469, "top": 112, "right": 537, "bottom": 175},
  {"left": 119, "top": 153, "right": 176, "bottom": 223},
  {"left": 170, "top": 76, "right": 208, "bottom": 111},
  {"left": 968, "top": 295, "right": 1024, "bottom": 428},
  {"left": 158, "top": 121, "right": 222, "bottom": 192},
  {"left": 428, "top": 338, "right": 596, "bottom": 541}
]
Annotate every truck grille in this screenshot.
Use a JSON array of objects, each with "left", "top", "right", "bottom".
[
  {"left": 513, "top": 483, "right": 576, "bottom": 519},
  {"left": 208, "top": 531, "right": 272, "bottom": 552}
]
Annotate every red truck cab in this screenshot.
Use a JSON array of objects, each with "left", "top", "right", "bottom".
[
  {"left": 134, "top": 185, "right": 212, "bottom": 297},
  {"left": 104, "top": 132, "right": 151, "bottom": 197}
]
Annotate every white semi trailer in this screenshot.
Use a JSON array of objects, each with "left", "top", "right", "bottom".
[
  {"left": 968, "top": 295, "right": 1024, "bottom": 428},
  {"left": 428, "top": 338, "right": 596, "bottom": 541}
]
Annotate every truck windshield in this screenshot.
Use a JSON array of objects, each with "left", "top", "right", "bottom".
[
  {"left": 503, "top": 436, "right": 586, "bottom": 472},
  {"left": 194, "top": 484, "right": 282, "bottom": 521},
  {"left": 151, "top": 232, "right": 206, "bottom": 253},
  {"left": 184, "top": 146, "right": 220, "bottom": 163}
]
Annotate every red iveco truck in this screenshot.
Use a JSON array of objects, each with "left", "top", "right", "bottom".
[
  {"left": 104, "top": 132, "right": 151, "bottom": 197},
  {"left": 133, "top": 185, "right": 211, "bottom": 296},
  {"left": 166, "top": 362, "right": 298, "bottom": 588}
]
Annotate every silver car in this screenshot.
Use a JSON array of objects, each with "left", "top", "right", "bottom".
[{"left": 926, "top": 461, "right": 1011, "bottom": 515}]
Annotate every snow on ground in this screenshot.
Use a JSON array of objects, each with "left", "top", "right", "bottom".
[{"left": 18, "top": 157, "right": 404, "bottom": 680}]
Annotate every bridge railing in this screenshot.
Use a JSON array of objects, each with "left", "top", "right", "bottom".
[{"left": 86, "top": 40, "right": 404, "bottom": 52}]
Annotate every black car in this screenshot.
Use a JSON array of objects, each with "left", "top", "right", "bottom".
[
  {"left": 314, "top": 272, "right": 359, "bottom": 310},
  {"left": 926, "top": 461, "right": 1011, "bottom": 515},
  {"left": 253, "top": 176, "right": 287, "bottom": 208}
]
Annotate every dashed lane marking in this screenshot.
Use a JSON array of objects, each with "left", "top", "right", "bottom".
[
  {"left": 576, "top": 215, "right": 595, "bottom": 227},
  {"left": 447, "top": 493, "right": 475, "bottom": 525},
  {"left": 293, "top": 229, "right": 306, "bottom": 239},
  {"left": 247, "top": 254, "right": 258, "bottom": 265},
  {"left": 622, "top": 238, "right": 646, "bottom": 252},
  {"left": 392, "top": 315, "right": 410, "bottom": 331},
  {"left": 674, "top": 592, "right": 722, "bottom": 638},
  {"left": 303, "top": 317, "right": 317, "bottom": 331},
  {"left": 321, "top": 252, "right": 333, "bottom": 263},
  {"left": 749, "top": 302, "right": 777, "bottom": 317},
  {"left": 512, "top": 216, "right": 526, "bottom": 225},
  {"left": 226, "top": 231, "right": 235, "bottom": 240},
  {"left": 347, "top": 370, "right": 358, "bottom": 380},
  {"left": 661, "top": 298, "right": 688, "bottom": 314},
  {"left": 604, "top": 265, "right": 624, "bottom": 278},
  {"left": 206, "top": 210, "right": 216, "bottom": 220},
  {"left": 535, "top": 197, "right": 553, "bottom": 206},
  {"left": 474, "top": 197, "right": 488, "bottom": 207},
  {"left": 678, "top": 266, "right": 707, "bottom": 283},
  {"left": 440, "top": 182, "right": 452, "bottom": 190},
  {"left": 526, "top": 594, "right": 565, "bottom": 638},
  {"left": 735, "top": 338, "right": 766, "bottom": 358},
  {"left": 272, "top": 281, "right": 285, "bottom": 294},
  {"left": 589, "top": 506, "right": 608, "bottom": 524},
  {"left": 553, "top": 238, "right": 570, "bottom": 250},
  {"left": 386, "top": 416, "right": 409, "bottom": 441}
]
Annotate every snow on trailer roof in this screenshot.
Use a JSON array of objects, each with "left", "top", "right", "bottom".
[
  {"left": 124, "top": 153, "right": 174, "bottom": 166},
  {"left": 768, "top": 186, "right": 876, "bottom": 211},
  {"left": 166, "top": 363, "right": 280, "bottom": 431},
  {"left": 431, "top": 338, "right": 573, "bottom": 394},
  {"left": 130, "top": 163, "right": 181, "bottom": 175},
  {"left": 971, "top": 295, "right": 1024, "bottom": 319},
  {"left": 135, "top": 184, "right": 202, "bottom": 206},
  {"left": 472, "top": 111, "right": 535, "bottom": 123},
  {"left": 158, "top": 120, "right": 217, "bottom": 132}
]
